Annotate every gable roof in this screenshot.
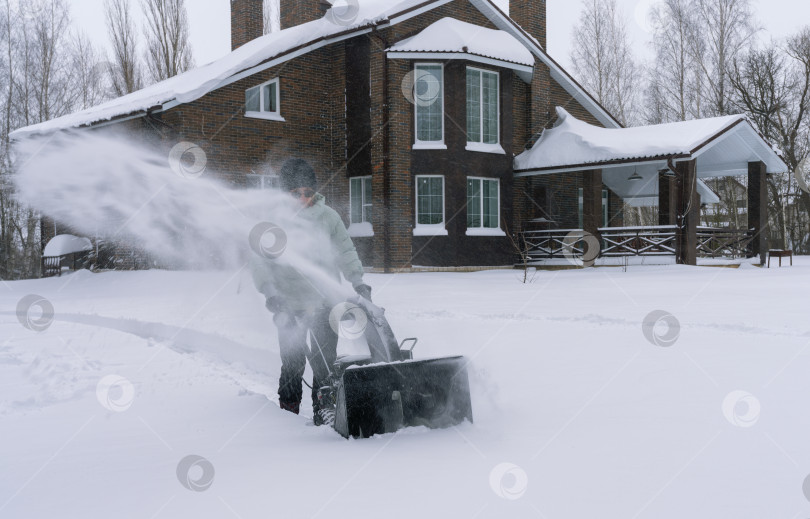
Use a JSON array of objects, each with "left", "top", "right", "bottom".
[
  {"left": 387, "top": 17, "right": 534, "bottom": 67},
  {"left": 515, "top": 107, "right": 786, "bottom": 175},
  {"left": 11, "top": 0, "right": 621, "bottom": 139}
]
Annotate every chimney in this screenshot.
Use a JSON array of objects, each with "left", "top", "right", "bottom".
[
  {"left": 231, "top": 0, "right": 264, "bottom": 51},
  {"left": 510, "top": 0, "right": 546, "bottom": 49},
  {"left": 280, "top": 0, "right": 331, "bottom": 30}
]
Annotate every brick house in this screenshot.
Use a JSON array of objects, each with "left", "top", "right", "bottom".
[{"left": 16, "top": 0, "right": 634, "bottom": 271}]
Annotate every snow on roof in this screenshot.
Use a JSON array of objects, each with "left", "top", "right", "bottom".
[
  {"left": 515, "top": 107, "right": 748, "bottom": 172},
  {"left": 387, "top": 17, "right": 534, "bottom": 66},
  {"left": 10, "top": 0, "right": 434, "bottom": 138},
  {"left": 12, "top": 0, "right": 623, "bottom": 139},
  {"left": 43, "top": 234, "right": 93, "bottom": 257}
]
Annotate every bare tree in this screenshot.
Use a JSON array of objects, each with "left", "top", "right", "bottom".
[
  {"left": 693, "top": 0, "right": 758, "bottom": 116},
  {"left": 646, "top": 0, "right": 704, "bottom": 122},
  {"left": 71, "top": 31, "right": 108, "bottom": 110},
  {"left": 26, "top": 0, "right": 75, "bottom": 123},
  {"left": 728, "top": 30, "right": 810, "bottom": 253},
  {"left": 571, "top": 0, "right": 639, "bottom": 126},
  {"left": 0, "top": 0, "right": 110, "bottom": 279},
  {"left": 141, "top": 0, "right": 194, "bottom": 83},
  {"left": 0, "top": 0, "right": 68, "bottom": 278},
  {"left": 105, "top": 0, "right": 142, "bottom": 96}
]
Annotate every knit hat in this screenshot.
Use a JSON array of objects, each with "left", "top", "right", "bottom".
[{"left": 279, "top": 158, "right": 317, "bottom": 192}]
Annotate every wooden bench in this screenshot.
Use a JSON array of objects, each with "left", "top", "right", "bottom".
[{"left": 768, "top": 249, "right": 793, "bottom": 267}]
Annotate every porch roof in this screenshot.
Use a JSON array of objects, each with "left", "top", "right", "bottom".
[
  {"left": 514, "top": 107, "right": 787, "bottom": 176},
  {"left": 514, "top": 107, "right": 787, "bottom": 207}
]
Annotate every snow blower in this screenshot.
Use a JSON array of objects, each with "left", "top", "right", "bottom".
[{"left": 327, "top": 297, "right": 473, "bottom": 439}]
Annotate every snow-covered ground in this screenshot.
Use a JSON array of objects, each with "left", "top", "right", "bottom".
[{"left": 2, "top": 260, "right": 810, "bottom": 518}]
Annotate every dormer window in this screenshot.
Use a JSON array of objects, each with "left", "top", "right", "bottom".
[{"left": 245, "top": 78, "right": 284, "bottom": 121}]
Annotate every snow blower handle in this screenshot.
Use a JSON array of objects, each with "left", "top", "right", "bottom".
[{"left": 349, "top": 296, "right": 407, "bottom": 364}]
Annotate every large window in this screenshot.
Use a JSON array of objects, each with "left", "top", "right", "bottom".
[
  {"left": 414, "top": 64, "right": 445, "bottom": 148},
  {"left": 350, "top": 176, "right": 372, "bottom": 224},
  {"left": 245, "top": 78, "right": 283, "bottom": 121},
  {"left": 467, "top": 178, "right": 500, "bottom": 228},
  {"left": 466, "top": 178, "right": 504, "bottom": 236},
  {"left": 578, "top": 188, "right": 609, "bottom": 228},
  {"left": 466, "top": 67, "right": 501, "bottom": 153},
  {"left": 415, "top": 176, "right": 447, "bottom": 235}
]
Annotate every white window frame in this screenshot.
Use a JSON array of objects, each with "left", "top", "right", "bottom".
[
  {"left": 466, "top": 177, "right": 506, "bottom": 236},
  {"left": 413, "top": 63, "right": 447, "bottom": 150},
  {"left": 578, "top": 188, "right": 609, "bottom": 228},
  {"left": 245, "top": 78, "right": 285, "bottom": 122},
  {"left": 414, "top": 175, "right": 447, "bottom": 236},
  {"left": 348, "top": 176, "right": 374, "bottom": 237},
  {"left": 246, "top": 173, "right": 279, "bottom": 189},
  {"left": 465, "top": 66, "right": 504, "bottom": 155}
]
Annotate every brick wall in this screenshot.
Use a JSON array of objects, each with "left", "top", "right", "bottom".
[
  {"left": 231, "top": 0, "right": 263, "bottom": 50},
  {"left": 548, "top": 76, "right": 602, "bottom": 127},
  {"left": 158, "top": 45, "right": 346, "bottom": 193},
  {"left": 510, "top": 0, "right": 546, "bottom": 49},
  {"left": 280, "top": 0, "right": 328, "bottom": 29}
]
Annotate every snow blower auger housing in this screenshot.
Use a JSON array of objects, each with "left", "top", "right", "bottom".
[{"left": 331, "top": 297, "right": 473, "bottom": 439}]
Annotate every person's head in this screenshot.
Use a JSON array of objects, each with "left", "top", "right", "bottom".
[{"left": 279, "top": 158, "right": 317, "bottom": 205}]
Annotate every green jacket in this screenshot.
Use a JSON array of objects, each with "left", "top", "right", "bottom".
[{"left": 250, "top": 193, "right": 365, "bottom": 313}]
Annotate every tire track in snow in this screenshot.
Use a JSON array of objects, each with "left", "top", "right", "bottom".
[
  {"left": 0, "top": 311, "right": 280, "bottom": 403},
  {"left": 396, "top": 309, "right": 810, "bottom": 340}
]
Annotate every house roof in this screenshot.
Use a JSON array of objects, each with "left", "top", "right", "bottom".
[
  {"left": 515, "top": 107, "right": 787, "bottom": 175},
  {"left": 387, "top": 17, "right": 534, "bottom": 66},
  {"left": 11, "top": 0, "right": 621, "bottom": 139}
]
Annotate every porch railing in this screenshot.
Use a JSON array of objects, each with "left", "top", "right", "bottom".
[
  {"left": 520, "top": 228, "right": 582, "bottom": 261},
  {"left": 600, "top": 226, "right": 677, "bottom": 256},
  {"left": 519, "top": 226, "right": 754, "bottom": 263},
  {"left": 696, "top": 227, "right": 753, "bottom": 258}
]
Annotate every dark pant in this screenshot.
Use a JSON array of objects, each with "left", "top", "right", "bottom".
[{"left": 274, "top": 307, "right": 338, "bottom": 408}]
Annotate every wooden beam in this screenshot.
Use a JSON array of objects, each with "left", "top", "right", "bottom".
[
  {"left": 675, "top": 159, "right": 699, "bottom": 265},
  {"left": 748, "top": 161, "right": 768, "bottom": 264},
  {"left": 582, "top": 169, "right": 602, "bottom": 241},
  {"left": 659, "top": 171, "right": 676, "bottom": 226}
]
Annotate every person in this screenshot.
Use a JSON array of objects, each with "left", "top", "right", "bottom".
[{"left": 250, "top": 158, "right": 372, "bottom": 425}]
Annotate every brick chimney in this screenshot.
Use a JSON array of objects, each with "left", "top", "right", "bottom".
[
  {"left": 510, "top": 0, "right": 546, "bottom": 49},
  {"left": 231, "top": 0, "right": 264, "bottom": 50},
  {"left": 280, "top": 0, "right": 330, "bottom": 30}
]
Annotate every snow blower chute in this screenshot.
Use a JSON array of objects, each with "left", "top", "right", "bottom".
[{"left": 327, "top": 297, "right": 473, "bottom": 439}]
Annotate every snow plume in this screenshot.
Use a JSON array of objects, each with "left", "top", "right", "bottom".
[{"left": 13, "top": 131, "right": 352, "bottom": 302}]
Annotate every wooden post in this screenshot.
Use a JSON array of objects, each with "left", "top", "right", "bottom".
[
  {"left": 582, "top": 169, "right": 602, "bottom": 240},
  {"left": 658, "top": 171, "right": 676, "bottom": 226},
  {"left": 675, "top": 159, "right": 699, "bottom": 265},
  {"left": 748, "top": 161, "right": 768, "bottom": 264}
]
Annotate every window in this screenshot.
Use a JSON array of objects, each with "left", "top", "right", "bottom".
[
  {"left": 578, "top": 188, "right": 609, "bottom": 228},
  {"left": 246, "top": 174, "right": 278, "bottom": 189},
  {"left": 414, "top": 64, "right": 445, "bottom": 148},
  {"left": 414, "top": 176, "right": 447, "bottom": 235},
  {"left": 466, "top": 67, "right": 502, "bottom": 154},
  {"left": 467, "top": 178, "right": 505, "bottom": 236},
  {"left": 245, "top": 78, "right": 283, "bottom": 121},
  {"left": 348, "top": 176, "right": 373, "bottom": 237},
  {"left": 350, "top": 177, "right": 372, "bottom": 224}
]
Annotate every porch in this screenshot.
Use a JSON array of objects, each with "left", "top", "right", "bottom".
[{"left": 513, "top": 108, "right": 787, "bottom": 266}]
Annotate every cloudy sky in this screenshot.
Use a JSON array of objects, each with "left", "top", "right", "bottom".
[{"left": 69, "top": 0, "right": 810, "bottom": 72}]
